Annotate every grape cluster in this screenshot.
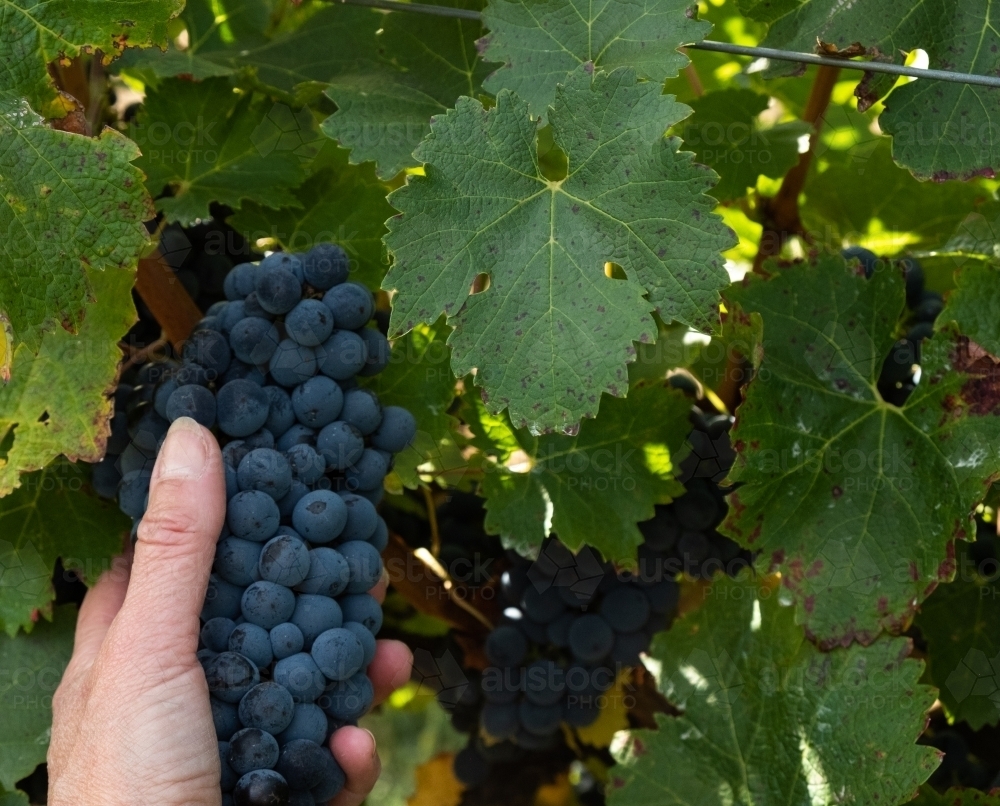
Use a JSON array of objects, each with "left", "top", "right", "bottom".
[
  {"left": 841, "top": 247, "right": 941, "bottom": 406},
  {"left": 93, "top": 244, "right": 416, "bottom": 806},
  {"left": 451, "top": 409, "right": 748, "bottom": 787}
]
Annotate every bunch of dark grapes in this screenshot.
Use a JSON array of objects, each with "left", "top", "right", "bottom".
[
  {"left": 841, "top": 247, "right": 941, "bottom": 406},
  {"left": 93, "top": 244, "right": 416, "bottom": 806},
  {"left": 450, "top": 408, "right": 749, "bottom": 791}
]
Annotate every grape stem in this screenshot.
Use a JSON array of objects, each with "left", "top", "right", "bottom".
[
  {"left": 422, "top": 484, "right": 442, "bottom": 557},
  {"left": 752, "top": 65, "right": 840, "bottom": 273}
]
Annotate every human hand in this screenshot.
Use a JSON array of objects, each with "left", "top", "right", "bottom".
[{"left": 48, "top": 417, "right": 412, "bottom": 806}]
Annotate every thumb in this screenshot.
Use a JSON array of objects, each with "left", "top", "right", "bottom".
[{"left": 117, "top": 417, "right": 225, "bottom": 657}]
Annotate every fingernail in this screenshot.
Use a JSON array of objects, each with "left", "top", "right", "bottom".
[
  {"left": 364, "top": 729, "right": 377, "bottom": 757},
  {"left": 155, "top": 418, "right": 209, "bottom": 480}
]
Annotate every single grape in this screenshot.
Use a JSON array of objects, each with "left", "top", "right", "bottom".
[
  {"left": 370, "top": 406, "right": 416, "bottom": 453},
  {"left": 344, "top": 449, "right": 388, "bottom": 492},
  {"left": 485, "top": 625, "right": 527, "bottom": 667},
  {"left": 311, "top": 627, "right": 365, "bottom": 681},
  {"left": 201, "top": 574, "right": 245, "bottom": 621},
  {"left": 270, "top": 340, "right": 317, "bottom": 388},
  {"left": 230, "top": 317, "right": 281, "bottom": 366},
  {"left": 453, "top": 745, "right": 491, "bottom": 788},
  {"left": 165, "top": 384, "right": 217, "bottom": 427},
  {"left": 212, "top": 698, "right": 241, "bottom": 741},
  {"left": 357, "top": 326, "right": 389, "bottom": 377},
  {"left": 599, "top": 585, "right": 651, "bottom": 633},
  {"left": 232, "top": 769, "right": 289, "bottom": 806},
  {"left": 322, "top": 283, "right": 374, "bottom": 330},
  {"left": 204, "top": 651, "right": 260, "bottom": 704},
  {"left": 343, "top": 622, "right": 376, "bottom": 668},
  {"left": 303, "top": 243, "right": 349, "bottom": 290},
  {"left": 201, "top": 617, "right": 237, "bottom": 653},
  {"left": 273, "top": 653, "right": 326, "bottom": 703},
  {"left": 338, "top": 388, "right": 382, "bottom": 435},
  {"left": 285, "top": 444, "right": 325, "bottom": 485},
  {"left": 264, "top": 386, "right": 296, "bottom": 436},
  {"left": 238, "top": 448, "right": 293, "bottom": 501},
  {"left": 228, "top": 727, "right": 280, "bottom": 774},
  {"left": 259, "top": 252, "right": 305, "bottom": 284},
  {"left": 276, "top": 424, "right": 317, "bottom": 452},
  {"left": 219, "top": 742, "right": 239, "bottom": 792},
  {"left": 568, "top": 614, "right": 614, "bottom": 663},
  {"left": 217, "top": 379, "right": 271, "bottom": 438},
  {"left": 321, "top": 671, "right": 373, "bottom": 721},
  {"left": 224, "top": 263, "right": 257, "bottom": 300},
  {"left": 292, "top": 490, "right": 348, "bottom": 544},
  {"left": 339, "top": 493, "right": 378, "bottom": 542},
  {"left": 294, "top": 547, "right": 350, "bottom": 598},
  {"left": 227, "top": 490, "right": 281, "bottom": 542},
  {"left": 339, "top": 541, "right": 383, "bottom": 594},
  {"left": 255, "top": 266, "right": 302, "bottom": 315},
  {"left": 316, "top": 330, "right": 367, "bottom": 380},
  {"left": 228, "top": 622, "right": 274, "bottom": 669},
  {"left": 316, "top": 421, "right": 364, "bottom": 470},
  {"left": 259, "top": 534, "right": 312, "bottom": 587},
  {"left": 278, "top": 702, "right": 328, "bottom": 746},
  {"left": 277, "top": 480, "right": 310, "bottom": 522},
  {"left": 215, "top": 537, "right": 264, "bottom": 586},
  {"left": 291, "top": 376, "right": 344, "bottom": 429},
  {"left": 242, "top": 580, "right": 297, "bottom": 630},
  {"left": 518, "top": 700, "right": 561, "bottom": 736},
  {"left": 183, "top": 329, "right": 232, "bottom": 377},
  {"left": 338, "top": 593, "right": 382, "bottom": 635},
  {"left": 270, "top": 622, "right": 306, "bottom": 661},
  {"left": 285, "top": 299, "right": 334, "bottom": 347},
  {"left": 238, "top": 681, "right": 295, "bottom": 735}
]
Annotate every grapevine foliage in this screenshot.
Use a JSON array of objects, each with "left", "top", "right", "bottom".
[
  {"left": 0, "top": 606, "right": 75, "bottom": 789},
  {"left": 480, "top": 0, "right": 710, "bottom": 120},
  {"left": 754, "top": 0, "right": 1000, "bottom": 180},
  {"left": 385, "top": 67, "right": 734, "bottom": 432},
  {"left": 134, "top": 78, "right": 312, "bottom": 226},
  {"left": 0, "top": 98, "right": 150, "bottom": 355},
  {"left": 467, "top": 380, "right": 691, "bottom": 561},
  {"left": 0, "top": 462, "right": 128, "bottom": 635},
  {"left": 609, "top": 575, "right": 940, "bottom": 805},
  {"left": 0, "top": 267, "right": 137, "bottom": 495},
  {"left": 322, "top": 0, "right": 492, "bottom": 179},
  {"left": 722, "top": 255, "right": 1000, "bottom": 647}
]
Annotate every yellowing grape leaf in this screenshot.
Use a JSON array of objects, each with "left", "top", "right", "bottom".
[
  {"left": 608, "top": 574, "right": 939, "bottom": 806},
  {"left": 1, "top": 0, "right": 182, "bottom": 114},
  {"left": 756, "top": 0, "right": 1000, "bottom": 180},
  {"left": 0, "top": 266, "right": 136, "bottom": 495},
  {"left": 721, "top": 253, "right": 1000, "bottom": 647},
  {"left": 480, "top": 0, "right": 710, "bottom": 120},
  {"left": 0, "top": 96, "right": 150, "bottom": 355},
  {"left": 0, "top": 605, "right": 75, "bottom": 789},
  {"left": 466, "top": 380, "right": 692, "bottom": 562},
  {"left": 0, "top": 461, "right": 129, "bottom": 636},
  {"left": 384, "top": 67, "right": 734, "bottom": 433},
  {"left": 133, "top": 78, "right": 311, "bottom": 226}
]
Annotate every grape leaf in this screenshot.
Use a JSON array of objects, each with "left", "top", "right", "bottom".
[
  {"left": 0, "top": 96, "right": 151, "bottom": 355},
  {"left": 0, "top": 266, "right": 136, "bottom": 496},
  {"left": 322, "top": 0, "right": 492, "bottom": 180},
  {"left": 360, "top": 689, "right": 466, "bottom": 806},
  {"left": 680, "top": 88, "right": 809, "bottom": 201},
  {"left": 360, "top": 320, "right": 464, "bottom": 490},
  {"left": 466, "top": 380, "right": 692, "bottom": 562},
  {"left": 756, "top": 0, "right": 1000, "bottom": 180},
  {"left": 0, "top": 787, "right": 27, "bottom": 806},
  {"left": 133, "top": 78, "right": 310, "bottom": 226},
  {"left": 479, "top": 0, "right": 711, "bottom": 120},
  {"left": 384, "top": 67, "right": 735, "bottom": 433},
  {"left": 915, "top": 542, "right": 1000, "bottom": 729},
  {"left": 0, "top": 461, "right": 129, "bottom": 636},
  {"left": 804, "top": 139, "right": 990, "bottom": 250},
  {"left": 909, "top": 787, "right": 1000, "bottom": 805},
  {"left": 226, "top": 143, "right": 394, "bottom": 289},
  {"left": 608, "top": 575, "right": 939, "bottom": 806},
  {"left": 941, "top": 264, "right": 1000, "bottom": 357},
  {"left": 0, "top": 604, "right": 75, "bottom": 789},
  {"left": 721, "top": 253, "right": 1000, "bottom": 647},
  {"left": 0, "top": 0, "right": 182, "bottom": 114}
]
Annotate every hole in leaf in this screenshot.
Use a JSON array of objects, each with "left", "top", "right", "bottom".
[
  {"left": 605, "top": 262, "right": 627, "bottom": 280},
  {"left": 470, "top": 273, "right": 491, "bottom": 294},
  {"left": 537, "top": 125, "right": 568, "bottom": 181},
  {"left": 38, "top": 411, "right": 50, "bottom": 424},
  {"left": 0, "top": 425, "right": 15, "bottom": 460}
]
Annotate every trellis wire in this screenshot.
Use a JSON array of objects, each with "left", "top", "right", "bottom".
[{"left": 336, "top": 0, "right": 1000, "bottom": 89}]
